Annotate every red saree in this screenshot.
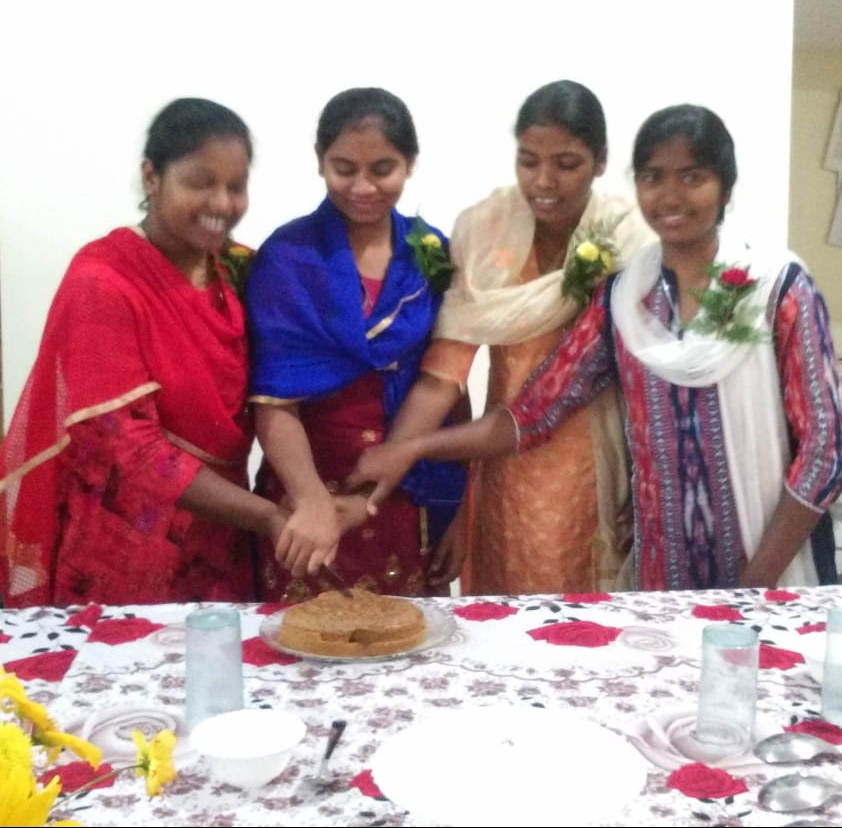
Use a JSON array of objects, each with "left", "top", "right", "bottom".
[{"left": 0, "top": 228, "right": 255, "bottom": 607}]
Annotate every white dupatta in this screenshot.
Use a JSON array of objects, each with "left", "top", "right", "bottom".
[{"left": 611, "top": 239, "right": 818, "bottom": 587}]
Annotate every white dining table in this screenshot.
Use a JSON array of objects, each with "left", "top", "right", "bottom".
[{"left": 3, "top": 585, "right": 842, "bottom": 827}]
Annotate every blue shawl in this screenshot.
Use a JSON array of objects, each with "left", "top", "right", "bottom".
[{"left": 246, "top": 198, "right": 465, "bottom": 526}]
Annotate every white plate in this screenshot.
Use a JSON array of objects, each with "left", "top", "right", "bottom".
[
  {"left": 370, "top": 705, "right": 649, "bottom": 827},
  {"left": 258, "top": 602, "right": 455, "bottom": 662}
]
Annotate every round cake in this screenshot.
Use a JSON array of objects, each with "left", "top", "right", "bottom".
[{"left": 277, "top": 588, "right": 427, "bottom": 657}]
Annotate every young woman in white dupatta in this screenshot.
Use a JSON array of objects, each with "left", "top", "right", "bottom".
[
  {"left": 348, "top": 104, "right": 842, "bottom": 591},
  {"left": 347, "top": 80, "right": 653, "bottom": 595}
]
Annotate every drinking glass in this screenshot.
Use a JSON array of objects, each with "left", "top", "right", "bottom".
[
  {"left": 695, "top": 623, "right": 759, "bottom": 751},
  {"left": 185, "top": 606, "right": 244, "bottom": 733},
  {"left": 821, "top": 606, "right": 842, "bottom": 726}
]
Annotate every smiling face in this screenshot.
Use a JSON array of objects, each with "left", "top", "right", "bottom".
[
  {"left": 141, "top": 135, "right": 250, "bottom": 265},
  {"left": 634, "top": 135, "right": 728, "bottom": 255},
  {"left": 318, "top": 117, "right": 413, "bottom": 232},
  {"left": 515, "top": 124, "right": 605, "bottom": 233}
]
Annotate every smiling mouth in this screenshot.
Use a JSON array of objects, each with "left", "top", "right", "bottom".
[{"left": 199, "top": 216, "right": 227, "bottom": 234}]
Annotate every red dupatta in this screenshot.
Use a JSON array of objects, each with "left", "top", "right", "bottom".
[{"left": 0, "top": 227, "right": 252, "bottom": 604}]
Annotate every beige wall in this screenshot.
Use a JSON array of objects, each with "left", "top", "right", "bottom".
[{"left": 790, "top": 49, "right": 842, "bottom": 340}]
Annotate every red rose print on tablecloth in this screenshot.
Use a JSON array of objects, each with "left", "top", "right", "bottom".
[
  {"left": 759, "top": 643, "right": 804, "bottom": 670},
  {"left": 40, "top": 761, "right": 117, "bottom": 793},
  {"left": 453, "top": 603, "right": 518, "bottom": 622},
  {"left": 242, "top": 636, "right": 299, "bottom": 667},
  {"left": 561, "top": 592, "right": 613, "bottom": 603},
  {"left": 798, "top": 623, "right": 826, "bottom": 635},
  {"left": 692, "top": 605, "right": 745, "bottom": 622},
  {"left": 528, "top": 620, "right": 622, "bottom": 647},
  {"left": 667, "top": 762, "right": 748, "bottom": 799},
  {"left": 352, "top": 769, "right": 385, "bottom": 799},
  {"left": 785, "top": 719, "right": 842, "bottom": 744},
  {"left": 67, "top": 604, "right": 104, "bottom": 628},
  {"left": 0, "top": 632, "right": 10, "bottom": 644},
  {"left": 87, "top": 618, "right": 165, "bottom": 645},
  {"left": 764, "top": 589, "right": 799, "bottom": 602},
  {"left": 5, "top": 650, "right": 78, "bottom": 681}
]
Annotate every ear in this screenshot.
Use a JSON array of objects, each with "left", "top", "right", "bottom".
[
  {"left": 141, "top": 159, "right": 159, "bottom": 202},
  {"left": 315, "top": 144, "right": 325, "bottom": 177},
  {"left": 594, "top": 148, "right": 607, "bottom": 178},
  {"left": 406, "top": 158, "right": 416, "bottom": 177}
]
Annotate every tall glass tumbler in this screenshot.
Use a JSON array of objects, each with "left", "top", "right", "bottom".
[
  {"left": 185, "top": 606, "right": 244, "bottom": 733},
  {"left": 695, "top": 623, "right": 759, "bottom": 751},
  {"left": 821, "top": 606, "right": 842, "bottom": 726}
]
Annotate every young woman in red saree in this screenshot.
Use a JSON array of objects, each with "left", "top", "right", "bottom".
[{"left": 0, "top": 98, "right": 291, "bottom": 607}]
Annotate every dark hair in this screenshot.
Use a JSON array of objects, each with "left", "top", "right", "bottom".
[
  {"left": 143, "top": 97, "right": 253, "bottom": 173},
  {"left": 633, "top": 104, "right": 737, "bottom": 221},
  {"left": 315, "top": 87, "right": 419, "bottom": 161},
  {"left": 514, "top": 80, "right": 606, "bottom": 159}
]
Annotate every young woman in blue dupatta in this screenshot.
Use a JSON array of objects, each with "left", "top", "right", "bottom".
[{"left": 245, "top": 88, "right": 466, "bottom": 602}]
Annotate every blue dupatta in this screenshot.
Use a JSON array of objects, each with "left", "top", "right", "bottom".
[{"left": 246, "top": 198, "right": 465, "bottom": 528}]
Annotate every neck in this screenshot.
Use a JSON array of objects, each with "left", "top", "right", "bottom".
[
  {"left": 661, "top": 233, "right": 719, "bottom": 291},
  {"left": 140, "top": 216, "right": 208, "bottom": 283}
]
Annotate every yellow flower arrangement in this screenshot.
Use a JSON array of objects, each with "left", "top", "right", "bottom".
[
  {"left": 218, "top": 240, "right": 255, "bottom": 301},
  {"left": 405, "top": 216, "right": 454, "bottom": 293},
  {"left": 560, "top": 214, "right": 624, "bottom": 307},
  {"left": 0, "top": 666, "right": 177, "bottom": 826}
]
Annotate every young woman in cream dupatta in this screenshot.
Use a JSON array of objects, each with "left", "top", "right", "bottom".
[
  {"left": 349, "top": 103, "right": 842, "bottom": 591},
  {"left": 348, "top": 81, "right": 653, "bottom": 594}
]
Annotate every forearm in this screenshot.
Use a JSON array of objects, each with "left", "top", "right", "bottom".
[
  {"left": 255, "top": 403, "right": 329, "bottom": 504},
  {"left": 739, "top": 490, "right": 823, "bottom": 588},
  {"left": 178, "top": 466, "right": 287, "bottom": 536},
  {"left": 406, "top": 406, "right": 518, "bottom": 464},
  {"left": 388, "top": 373, "right": 463, "bottom": 442}
]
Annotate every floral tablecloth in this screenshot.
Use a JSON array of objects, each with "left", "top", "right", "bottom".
[{"left": 3, "top": 586, "right": 842, "bottom": 827}]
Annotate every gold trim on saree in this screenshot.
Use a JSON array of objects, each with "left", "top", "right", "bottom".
[
  {"left": 162, "top": 431, "right": 244, "bottom": 469},
  {"left": 0, "top": 382, "right": 162, "bottom": 494},
  {"left": 366, "top": 286, "right": 426, "bottom": 340},
  {"left": 248, "top": 394, "right": 305, "bottom": 406}
]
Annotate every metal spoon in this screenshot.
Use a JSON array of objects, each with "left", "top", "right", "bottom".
[
  {"left": 754, "top": 732, "right": 839, "bottom": 764},
  {"left": 758, "top": 773, "right": 842, "bottom": 813}
]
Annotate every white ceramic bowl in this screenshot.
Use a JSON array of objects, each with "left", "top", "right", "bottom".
[
  {"left": 799, "top": 632, "right": 826, "bottom": 684},
  {"left": 189, "top": 707, "right": 306, "bottom": 790}
]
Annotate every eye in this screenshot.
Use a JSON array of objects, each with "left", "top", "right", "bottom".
[
  {"left": 371, "top": 160, "right": 399, "bottom": 177},
  {"left": 516, "top": 153, "right": 538, "bottom": 169},
  {"left": 635, "top": 170, "right": 659, "bottom": 185}
]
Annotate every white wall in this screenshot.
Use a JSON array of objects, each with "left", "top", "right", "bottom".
[{"left": 0, "top": 0, "right": 794, "bottom": 426}]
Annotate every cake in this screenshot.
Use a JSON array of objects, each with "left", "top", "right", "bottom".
[{"left": 278, "top": 588, "right": 427, "bottom": 657}]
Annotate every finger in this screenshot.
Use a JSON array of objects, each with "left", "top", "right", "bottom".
[{"left": 365, "top": 480, "right": 393, "bottom": 516}]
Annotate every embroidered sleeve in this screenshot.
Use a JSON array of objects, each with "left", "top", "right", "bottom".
[
  {"left": 508, "top": 286, "right": 616, "bottom": 452},
  {"left": 775, "top": 264, "right": 842, "bottom": 509},
  {"left": 65, "top": 395, "right": 203, "bottom": 522}
]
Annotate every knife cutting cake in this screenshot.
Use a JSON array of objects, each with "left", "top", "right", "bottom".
[{"left": 277, "top": 588, "right": 427, "bottom": 657}]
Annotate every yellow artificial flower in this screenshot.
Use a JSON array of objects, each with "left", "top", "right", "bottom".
[
  {"left": 226, "top": 244, "right": 252, "bottom": 258},
  {"left": 421, "top": 233, "right": 442, "bottom": 248},
  {"left": 132, "top": 729, "right": 177, "bottom": 797},
  {"left": 1, "top": 667, "right": 101, "bottom": 768},
  {"left": 575, "top": 241, "right": 600, "bottom": 262},
  {"left": 0, "top": 723, "right": 82, "bottom": 827},
  {"left": 599, "top": 250, "right": 614, "bottom": 272}
]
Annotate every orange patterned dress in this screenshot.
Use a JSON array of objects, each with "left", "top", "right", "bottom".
[{"left": 423, "top": 250, "right": 629, "bottom": 595}]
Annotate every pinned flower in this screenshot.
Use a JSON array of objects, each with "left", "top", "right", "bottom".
[
  {"left": 406, "top": 216, "right": 454, "bottom": 293},
  {"left": 218, "top": 241, "right": 255, "bottom": 301},
  {"left": 560, "top": 215, "right": 623, "bottom": 307},
  {"left": 0, "top": 666, "right": 177, "bottom": 825},
  {"left": 683, "top": 261, "right": 770, "bottom": 344}
]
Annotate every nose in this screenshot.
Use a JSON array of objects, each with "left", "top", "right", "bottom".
[
  {"left": 209, "top": 185, "right": 235, "bottom": 214},
  {"left": 533, "top": 163, "right": 557, "bottom": 191},
  {"left": 350, "top": 174, "right": 377, "bottom": 195}
]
